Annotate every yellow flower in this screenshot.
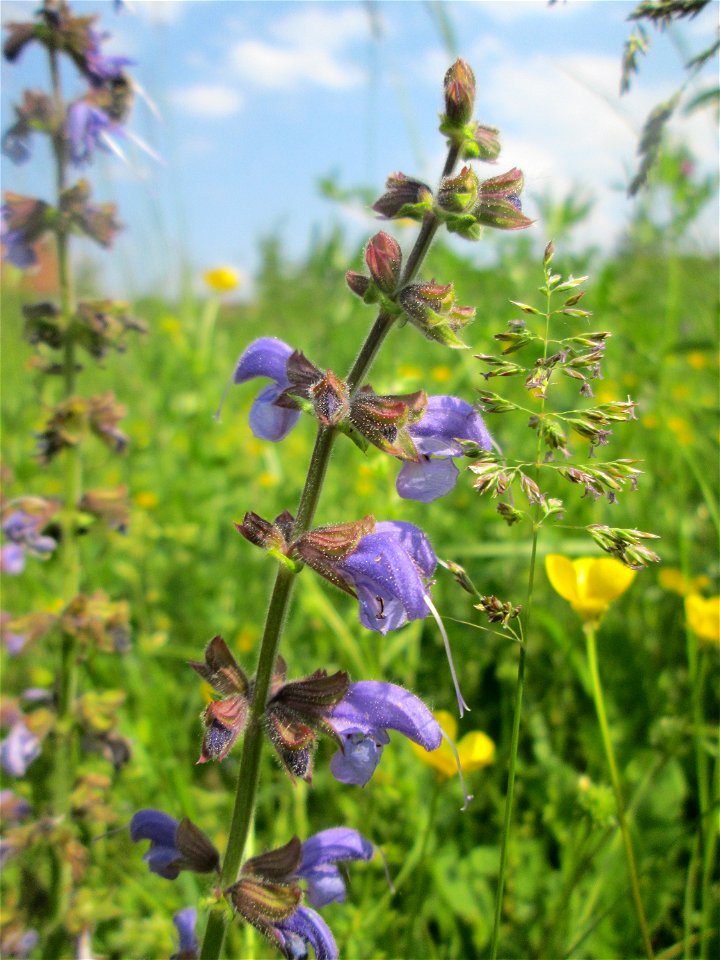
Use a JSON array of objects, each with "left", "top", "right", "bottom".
[
  {"left": 134, "top": 491, "right": 159, "bottom": 509},
  {"left": 659, "top": 567, "right": 710, "bottom": 597},
  {"left": 204, "top": 266, "right": 240, "bottom": 292},
  {"left": 685, "top": 594, "right": 720, "bottom": 646},
  {"left": 687, "top": 350, "right": 707, "bottom": 371},
  {"left": 545, "top": 554, "right": 636, "bottom": 625},
  {"left": 411, "top": 710, "right": 494, "bottom": 778},
  {"left": 431, "top": 365, "right": 452, "bottom": 383}
]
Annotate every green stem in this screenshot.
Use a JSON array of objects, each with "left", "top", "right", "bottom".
[
  {"left": 200, "top": 143, "right": 460, "bottom": 960},
  {"left": 584, "top": 622, "right": 655, "bottom": 960},
  {"left": 46, "top": 44, "right": 82, "bottom": 954},
  {"left": 402, "top": 779, "right": 441, "bottom": 957}
]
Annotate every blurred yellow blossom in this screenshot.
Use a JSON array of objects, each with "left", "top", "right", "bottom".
[
  {"left": 667, "top": 416, "right": 693, "bottom": 445},
  {"left": 204, "top": 266, "right": 240, "bottom": 292},
  {"left": 545, "top": 554, "right": 636, "bottom": 625},
  {"left": 687, "top": 351, "right": 707, "bottom": 371},
  {"left": 398, "top": 364, "right": 422, "bottom": 380},
  {"left": 258, "top": 471, "right": 277, "bottom": 488},
  {"left": 411, "top": 710, "right": 494, "bottom": 778},
  {"left": 431, "top": 365, "right": 452, "bottom": 383},
  {"left": 659, "top": 568, "right": 710, "bottom": 597},
  {"left": 642, "top": 413, "right": 659, "bottom": 429},
  {"left": 134, "top": 491, "right": 158, "bottom": 510},
  {"left": 685, "top": 594, "right": 720, "bottom": 646},
  {"left": 671, "top": 384, "right": 690, "bottom": 401}
]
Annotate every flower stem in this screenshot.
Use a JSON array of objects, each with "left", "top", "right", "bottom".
[
  {"left": 200, "top": 143, "right": 460, "bottom": 960},
  {"left": 584, "top": 622, "right": 655, "bottom": 960},
  {"left": 46, "top": 44, "right": 83, "bottom": 952}
]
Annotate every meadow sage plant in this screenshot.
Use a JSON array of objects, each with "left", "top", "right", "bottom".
[
  {"left": 121, "top": 58, "right": 530, "bottom": 960},
  {"left": 1, "top": 1, "right": 142, "bottom": 954}
]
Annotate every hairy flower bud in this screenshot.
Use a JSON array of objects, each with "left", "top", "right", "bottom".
[
  {"left": 436, "top": 166, "right": 479, "bottom": 214},
  {"left": 475, "top": 168, "right": 533, "bottom": 231},
  {"left": 372, "top": 172, "right": 433, "bottom": 220},
  {"left": 443, "top": 59, "right": 476, "bottom": 125},
  {"left": 364, "top": 231, "right": 402, "bottom": 295},
  {"left": 345, "top": 270, "right": 371, "bottom": 299},
  {"left": 466, "top": 122, "right": 501, "bottom": 162},
  {"left": 398, "top": 281, "right": 474, "bottom": 349}
]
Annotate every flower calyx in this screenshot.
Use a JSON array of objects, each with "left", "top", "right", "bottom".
[
  {"left": 397, "top": 279, "right": 474, "bottom": 349},
  {"left": 372, "top": 172, "right": 433, "bottom": 222},
  {"left": 348, "top": 387, "right": 427, "bottom": 460}
]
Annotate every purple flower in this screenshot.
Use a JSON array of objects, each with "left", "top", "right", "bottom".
[
  {"left": 0, "top": 720, "right": 40, "bottom": 777},
  {"left": 130, "top": 809, "right": 220, "bottom": 880},
  {"left": 0, "top": 789, "right": 31, "bottom": 822},
  {"left": 296, "top": 827, "right": 374, "bottom": 908},
  {"left": 0, "top": 221, "right": 36, "bottom": 268},
  {"left": 172, "top": 907, "right": 198, "bottom": 960},
  {"left": 85, "top": 29, "right": 133, "bottom": 86},
  {"left": 326, "top": 681, "right": 442, "bottom": 787},
  {"left": 1, "top": 510, "right": 56, "bottom": 575},
  {"left": 335, "top": 521, "right": 437, "bottom": 634},
  {"left": 226, "top": 337, "right": 300, "bottom": 441},
  {"left": 398, "top": 395, "right": 492, "bottom": 502},
  {"left": 67, "top": 100, "right": 117, "bottom": 167},
  {"left": 275, "top": 906, "right": 337, "bottom": 960}
]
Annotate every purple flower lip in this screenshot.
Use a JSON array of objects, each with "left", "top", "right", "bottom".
[
  {"left": 217, "top": 336, "right": 301, "bottom": 442},
  {"left": 130, "top": 809, "right": 220, "bottom": 879},
  {"left": 296, "top": 827, "right": 374, "bottom": 909},
  {"left": 326, "top": 680, "right": 443, "bottom": 787},
  {"left": 0, "top": 719, "right": 40, "bottom": 778},
  {"left": 397, "top": 395, "right": 492, "bottom": 503}
]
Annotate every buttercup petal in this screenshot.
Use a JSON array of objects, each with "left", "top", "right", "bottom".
[
  {"left": 584, "top": 557, "right": 636, "bottom": 604},
  {"left": 545, "top": 554, "right": 579, "bottom": 605}
]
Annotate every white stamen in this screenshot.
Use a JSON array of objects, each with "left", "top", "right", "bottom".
[
  {"left": 131, "top": 76, "right": 162, "bottom": 122},
  {"left": 124, "top": 128, "right": 164, "bottom": 165},
  {"left": 376, "top": 845, "right": 396, "bottom": 895},
  {"left": 440, "top": 728, "right": 474, "bottom": 812},
  {"left": 214, "top": 357, "right": 242, "bottom": 422},
  {"left": 423, "top": 593, "right": 470, "bottom": 718},
  {"left": 99, "top": 130, "right": 127, "bottom": 163}
]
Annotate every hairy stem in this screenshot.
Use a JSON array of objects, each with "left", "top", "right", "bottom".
[
  {"left": 584, "top": 622, "right": 655, "bottom": 960},
  {"left": 201, "top": 143, "right": 460, "bottom": 960},
  {"left": 47, "top": 44, "right": 82, "bottom": 953}
]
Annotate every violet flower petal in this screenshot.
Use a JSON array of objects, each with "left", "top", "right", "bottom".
[
  {"left": 329, "top": 731, "right": 384, "bottom": 787},
  {"left": 330, "top": 681, "right": 442, "bottom": 752},
  {"left": 409, "top": 395, "right": 491, "bottom": 456},
  {"left": 233, "top": 337, "right": 294, "bottom": 386},
  {"left": 276, "top": 906, "right": 337, "bottom": 960},
  {"left": 396, "top": 457, "right": 459, "bottom": 503},
  {"left": 130, "top": 809, "right": 179, "bottom": 847},
  {"left": 300, "top": 827, "right": 374, "bottom": 872},
  {"left": 1, "top": 543, "right": 25, "bottom": 575},
  {"left": 0, "top": 721, "right": 40, "bottom": 777},
  {"left": 249, "top": 383, "right": 301, "bottom": 442},
  {"left": 374, "top": 520, "right": 437, "bottom": 579},
  {"left": 173, "top": 907, "right": 198, "bottom": 957}
]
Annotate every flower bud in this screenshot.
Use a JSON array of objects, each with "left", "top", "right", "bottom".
[
  {"left": 372, "top": 172, "right": 433, "bottom": 220},
  {"left": 345, "top": 270, "right": 371, "bottom": 299},
  {"left": 465, "top": 122, "right": 501, "bottom": 162},
  {"left": 474, "top": 168, "right": 532, "bottom": 231},
  {"left": 398, "top": 281, "right": 474, "bottom": 349},
  {"left": 436, "top": 166, "right": 479, "bottom": 214},
  {"left": 443, "top": 59, "right": 475, "bottom": 125},
  {"left": 364, "top": 231, "right": 402, "bottom": 295}
]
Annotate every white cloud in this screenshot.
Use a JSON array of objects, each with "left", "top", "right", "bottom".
[
  {"left": 230, "top": 6, "right": 368, "bottom": 90},
  {"left": 468, "top": 0, "right": 587, "bottom": 23},
  {"left": 170, "top": 84, "right": 243, "bottom": 118},
  {"left": 133, "top": 0, "right": 185, "bottom": 26}
]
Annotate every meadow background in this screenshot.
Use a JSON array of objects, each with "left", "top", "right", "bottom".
[{"left": 1, "top": 1, "right": 718, "bottom": 958}]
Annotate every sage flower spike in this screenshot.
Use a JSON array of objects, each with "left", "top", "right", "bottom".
[
  {"left": 398, "top": 395, "right": 492, "bottom": 502},
  {"left": 326, "top": 680, "right": 442, "bottom": 787}
]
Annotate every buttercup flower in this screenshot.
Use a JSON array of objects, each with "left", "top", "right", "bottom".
[
  {"left": 410, "top": 710, "right": 494, "bottom": 778},
  {"left": 295, "top": 827, "right": 374, "bottom": 908},
  {"left": 223, "top": 337, "right": 300, "bottom": 442},
  {"left": 685, "top": 594, "right": 720, "bottom": 647},
  {"left": 204, "top": 265, "right": 240, "bottom": 292},
  {"left": 325, "top": 681, "right": 442, "bottom": 788},
  {"left": 129, "top": 809, "right": 220, "bottom": 879},
  {"left": 659, "top": 568, "right": 710, "bottom": 597},
  {"left": 398, "top": 394, "right": 492, "bottom": 502},
  {"left": 545, "top": 554, "right": 636, "bottom": 625}
]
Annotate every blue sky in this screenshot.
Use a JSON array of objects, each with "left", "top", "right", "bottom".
[{"left": 1, "top": 0, "right": 717, "bottom": 297}]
